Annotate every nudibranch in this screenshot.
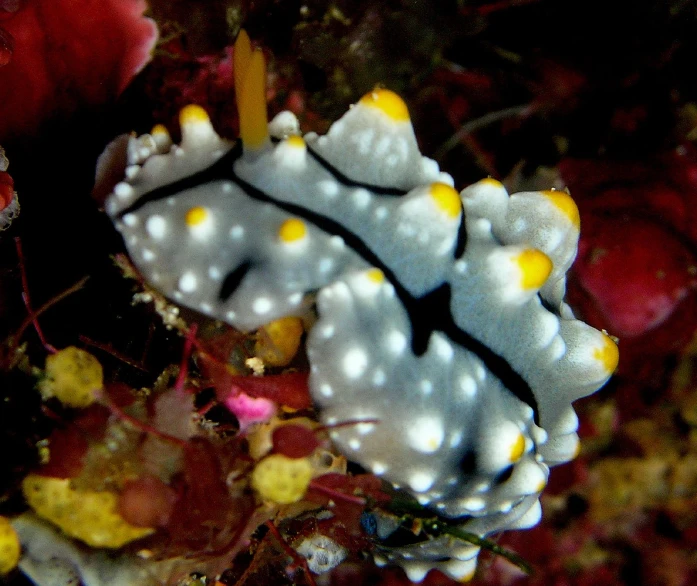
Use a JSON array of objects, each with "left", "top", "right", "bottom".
[{"left": 104, "top": 32, "right": 617, "bottom": 582}]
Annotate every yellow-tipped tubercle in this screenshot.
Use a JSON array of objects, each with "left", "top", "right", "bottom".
[
  {"left": 279, "top": 218, "right": 307, "bottom": 243},
  {"left": 594, "top": 332, "right": 619, "bottom": 374},
  {"left": 508, "top": 432, "right": 526, "bottom": 462},
  {"left": 517, "top": 249, "right": 553, "bottom": 291},
  {"left": 359, "top": 89, "right": 410, "bottom": 122},
  {"left": 366, "top": 268, "right": 385, "bottom": 283},
  {"left": 185, "top": 206, "right": 209, "bottom": 227},
  {"left": 541, "top": 189, "right": 580, "bottom": 229},
  {"left": 179, "top": 104, "right": 211, "bottom": 127},
  {"left": 430, "top": 182, "right": 462, "bottom": 218}
]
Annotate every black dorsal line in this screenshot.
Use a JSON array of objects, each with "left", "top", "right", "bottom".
[
  {"left": 306, "top": 145, "right": 408, "bottom": 196},
  {"left": 453, "top": 213, "right": 467, "bottom": 259},
  {"left": 114, "top": 141, "right": 539, "bottom": 418},
  {"left": 219, "top": 261, "right": 253, "bottom": 301}
]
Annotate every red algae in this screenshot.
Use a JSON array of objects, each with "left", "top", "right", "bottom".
[{"left": 0, "top": 0, "right": 157, "bottom": 140}]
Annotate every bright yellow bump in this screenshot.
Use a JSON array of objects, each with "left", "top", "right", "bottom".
[
  {"left": 185, "top": 206, "right": 208, "bottom": 226},
  {"left": 429, "top": 182, "right": 462, "bottom": 218},
  {"left": 359, "top": 88, "right": 410, "bottom": 122},
  {"left": 366, "top": 268, "right": 385, "bottom": 283},
  {"left": 150, "top": 123, "right": 170, "bottom": 138},
  {"left": 179, "top": 104, "right": 210, "bottom": 127},
  {"left": 509, "top": 432, "right": 526, "bottom": 462},
  {"left": 480, "top": 177, "right": 504, "bottom": 189},
  {"left": 251, "top": 454, "right": 313, "bottom": 504},
  {"left": 255, "top": 317, "right": 304, "bottom": 367},
  {"left": 0, "top": 517, "right": 20, "bottom": 575},
  {"left": 593, "top": 332, "right": 619, "bottom": 374},
  {"left": 278, "top": 218, "right": 307, "bottom": 243},
  {"left": 39, "top": 346, "right": 103, "bottom": 408},
  {"left": 22, "top": 475, "right": 154, "bottom": 548},
  {"left": 286, "top": 135, "right": 306, "bottom": 148},
  {"left": 517, "top": 249, "right": 553, "bottom": 291},
  {"left": 541, "top": 189, "right": 580, "bottom": 229},
  {"left": 238, "top": 49, "right": 269, "bottom": 150}
]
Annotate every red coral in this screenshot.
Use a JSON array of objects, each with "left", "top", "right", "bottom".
[
  {"left": 0, "top": 0, "right": 157, "bottom": 141},
  {"left": 563, "top": 148, "right": 697, "bottom": 384}
]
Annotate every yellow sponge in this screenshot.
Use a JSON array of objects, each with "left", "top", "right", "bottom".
[
  {"left": 22, "top": 474, "right": 153, "bottom": 548},
  {"left": 39, "top": 347, "right": 103, "bottom": 408},
  {"left": 251, "top": 454, "right": 313, "bottom": 505},
  {"left": 0, "top": 516, "right": 20, "bottom": 574},
  {"left": 255, "top": 317, "right": 304, "bottom": 367}
]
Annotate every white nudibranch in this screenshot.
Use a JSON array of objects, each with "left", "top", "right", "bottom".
[{"left": 104, "top": 31, "right": 618, "bottom": 582}]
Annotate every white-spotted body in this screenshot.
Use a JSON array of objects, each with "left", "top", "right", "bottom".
[{"left": 104, "top": 32, "right": 617, "bottom": 582}]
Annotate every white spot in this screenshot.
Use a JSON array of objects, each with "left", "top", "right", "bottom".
[
  {"left": 433, "top": 336, "right": 454, "bottom": 361},
  {"left": 449, "top": 432, "right": 462, "bottom": 447},
  {"left": 178, "top": 272, "right": 197, "bottom": 293},
  {"left": 454, "top": 260, "right": 467, "bottom": 273},
  {"left": 407, "top": 416, "right": 444, "bottom": 454},
  {"left": 173, "top": 291, "right": 183, "bottom": 301},
  {"left": 342, "top": 347, "right": 368, "bottom": 379},
  {"left": 226, "top": 310, "right": 237, "bottom": 321},
  {"left": 372, "top": 369, "right": 386, "bottom": 386},
  {"left": 166, "top": 197, "right": 176, "bottom": 206},
  {"left": 200, "top": 302, "right": 212, "bottom": 313},
  {"left": 318, "top": 257, "right": 334, "bottom": 274},
  {"left": 372, "top": 462, "right": 387, "bottom": 475},
  {"left": 208, "top": 265, "right": 222, "bottom": 280},
  {"left": 114, "top": 182, "right": 133, "bottom": 200},
  {"left": 124, "top": 165, "right": 140, "bottom": 180},
  {"left": 122, "top": 213, "right": 138, "bottom": 227},
  {"left": 356, "top": 421, "right": 376, "bottom": 435},
  {"left": 383, "top": 283, "right": 395, "bottom": 298},
  {"left": 145, "top": 215, "right": 167, "bottom": 239},
  {"left": 475, "top": 364, "right": 486, "bottom": 381},
  {"left": 329, "top": 236, "right": 345, "bottom": 250},
  {"left": 319, "top": 383, "right": 333, "bottom": 397},
  {"left": 222, "top": 182, "right": 233, "bottom": 193},
  {"left": 385, "top": 154, "right": 399, "bottom": 167},
  {"left": 325, "top": 416, "right": 338, "bottom": 425},
  {"left": 320, "top": 324, "right": 335, "bottom": 338},
  {"left": 458, "top": 375, "right": 477, "bottom": 399},
  {"left": 375, "top": 135, "right": 392, "bottom": 157},
  {"left": 352, "top": 188, "right": 371, "bottom": 209},
  {"left": 462, "top": 497, "right": 486, "bottom": 511},
  {"left": 288, "top": 292, "right": 303, "bottom": 305},
  {"left": 127, "top": 235, "right": 138, "bottom": 246},
  {"left": 348, "top": 438, "right": 361, "bottom": 450},
  {"left": 386, "top": 330, "right": 407, "bottom": 354},
  {"left": 229, "top": 225, "right": 244, "bottom": 239},
  {"left": 141, "top": 249, "right": 156, "bottom": 262},
  {"left": 416, "top": 495, "right": 431, "bottom": 505},
  {"left": 419, "top": 379, "right": 433, "bottom": 395},
  {"left": 253, "top": 297, "right": 273, "bottom": 314},
  {"left": 409, "top": 472, "right": 435, "bottom": 492},
  {"left": 374, "top": 206, "right": 388, "bottom": 221},
  {"left": 318, "top": 180, "right": 339, "bottom": 198}
]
